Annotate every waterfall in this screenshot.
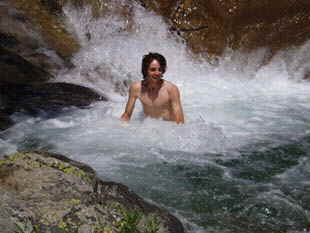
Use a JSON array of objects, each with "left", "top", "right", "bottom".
[{"left": 1, "top": 1, "right": 310, "bottom": 232}]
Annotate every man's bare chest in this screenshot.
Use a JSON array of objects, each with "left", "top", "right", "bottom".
[{"left": 139, "top": 89, "right": 170, "bottom": 107}]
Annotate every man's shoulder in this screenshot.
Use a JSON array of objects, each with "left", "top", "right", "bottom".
[
  {"left": 164, "top": 80, "right": 179, "bottom": 91},
  {"left": 129, "top": 81, "right": 142, "bottom": 89},
  {"left": 129, "top": 81, "right": 142, "bottom": 95}
]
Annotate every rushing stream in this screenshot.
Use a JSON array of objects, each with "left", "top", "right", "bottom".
[{"left": 1, "top": 1, "right": 310, "bottom": 232}]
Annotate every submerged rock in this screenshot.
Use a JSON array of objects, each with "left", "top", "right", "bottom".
[
  {"left": 0, "top": 151, "right": 185, "bottom": 233},
  {"left": 1, "top": 82, "right": 106, "bottom": 116}
]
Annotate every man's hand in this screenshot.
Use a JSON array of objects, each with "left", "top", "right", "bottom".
[
  {"left": 170, "top": 85, "right": 185, "bottom": 124},
  {"left": 120, "top": 82, "right": 140, "bottom": 122},
  {"left": 120, "top": 112, "right": 130, "bottom": 121}
]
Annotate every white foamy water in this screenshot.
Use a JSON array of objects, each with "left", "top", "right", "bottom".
[
  {"left": 2, "top": 2, "right": 310, "bottom": 232},
  {"left": 51, "top": 1, "right": 310, "bottom": 156}
]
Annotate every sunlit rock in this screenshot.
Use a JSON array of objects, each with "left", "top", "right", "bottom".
[
  {"left": 140, "top": 0, "right": 310, "bottom": 56},
  {"left": 0, "top": 151, "right": 185, "bottom": 233},
  {"left": 7, "top": 0, "right": 80, "bottom": 59},
  {"left": 0, "top": 0, "right": 70, "bottom": 73},
  {"left": 137, "top": 0, "right": 178, "bottom": 18},
  {"left": 1, "top": 0, "right": 135, "bottom": 72}
]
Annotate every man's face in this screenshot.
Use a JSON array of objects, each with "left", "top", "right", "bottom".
[{"left": 147, "top": 59, "right": 163, "bottom": 81}]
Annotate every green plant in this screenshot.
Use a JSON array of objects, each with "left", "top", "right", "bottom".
[
  {"left": 145, "top": 216, "right": 160, "bottom": 233},
  {"left": 117, "top": 209, "right": 160, "bottom": 233},
  {"left": 118, "top": 210, "right": 142, "bottom": 233}
]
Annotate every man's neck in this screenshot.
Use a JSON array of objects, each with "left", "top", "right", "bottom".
[{"left": 142, "top": 78, "right": 163, "bottom": 92}]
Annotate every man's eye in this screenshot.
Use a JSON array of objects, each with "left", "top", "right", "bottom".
[{"left": 150, "top": 68, "right": 162, "bottom": 72}]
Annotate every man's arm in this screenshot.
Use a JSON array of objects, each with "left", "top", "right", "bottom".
[
  {"left": 170, "top": 85, "right": 185, "bottom": 124},
  {"left": 121, "top": 83, "right": 139, "bottom": 121}
]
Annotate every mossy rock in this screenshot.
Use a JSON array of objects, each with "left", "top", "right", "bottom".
[{"left": 0, "top": 151, "right": 185, "bottom": 233}]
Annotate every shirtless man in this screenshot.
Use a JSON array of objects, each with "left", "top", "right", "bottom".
[{"left": 121, "top": 53, "right": 184, "bottom": 124}]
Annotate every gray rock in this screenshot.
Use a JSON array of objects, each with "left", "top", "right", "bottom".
[
  {"left": 0, "top": 151, "right": 185, "bottom": 233},
  {"left": 0, "top": 111, "right": 13, "bottom": 131},
  {"left": 1, "top": 82, "right": 106, "bottom": 116},
  {"left": 0, "top": 47, "right": 52, "bottom": 84}
]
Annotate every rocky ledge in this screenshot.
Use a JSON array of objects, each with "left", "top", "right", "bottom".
[{"left": 0, "top": 151, "right": 184, "bottom": 233}]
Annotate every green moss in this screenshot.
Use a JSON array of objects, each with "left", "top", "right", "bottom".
[
  {"left": 45, "top": 160, "right": 93, "bottom": 184},
  {"left": 0, "top": 152, "right": 28, "bottom": 167},
  {"left": 101, "top": 226, "right": 113, "bottom": 233},
  {"left": 107, "top": 201, "right": 124, "bottom": 210},
  {"left": 58, "top": 221, "right": 69, "bottom": 232},
  {"left": 62, "top": 164, "right": 92, "bottom": 184},
  {"left": 70, "top": 199, "right": 81, "bottom": 205},
  {"left": 29, "top": 160, "right": 43, "bottom": 168},
  {"left": 8, "top": 152, "right": 27, "bottom": 161},
  {"left": 118, "top": 210, "right": 142, "bottom": 233},
  {"left": 0, "top": 160, "right": 9, "bottom": 167},
  {"left": 115, "top": 207, "right": 160, "bottom": 233},
  {"left": 144, "top": 216, "right": 160, "bottom": 233},
  {"left": 1, "top": 152, "right": 92, "bottom": 184}
]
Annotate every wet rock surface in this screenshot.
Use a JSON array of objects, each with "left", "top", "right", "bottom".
[
  {"left": 0, "top": 1, "right": 69, "bottom": 73},
  {"left": 0, "top": 47, "right": 52, "bottom": 84},
  {"left": 140, "top": 0, "right": 310, "bottom": 56},
  {"left": 0, "top": 111, "right": 14, "bottom": 131},
  {"left": 2, "top": 0, "right": 309, "bottom": 63},
  {"left": 0, "top": 82, "right": 106, "bottom": 116},
  {"left": 0, "top": 151, "right": 185, "bottom": 233}
]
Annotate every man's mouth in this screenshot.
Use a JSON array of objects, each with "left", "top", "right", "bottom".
[{"left": 151, "top": 76, "right": 161, "bottom": 80}]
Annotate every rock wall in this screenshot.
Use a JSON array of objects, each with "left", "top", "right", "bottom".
[
  {"left": 140, "top": 0, "right": 310, "bottom": 56},
  {"left": 0, "top": 0, "right": 110, "bottom": 130},
  {"left": 2, "top": 0, "right": 308, "bottom": 77}
]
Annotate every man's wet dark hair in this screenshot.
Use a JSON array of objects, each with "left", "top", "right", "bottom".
[{"left": 141, "top": 52, "right": 167, "bottom": 79}]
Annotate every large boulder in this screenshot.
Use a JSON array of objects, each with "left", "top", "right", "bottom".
[
  {"left": 0, "top": 151, "right": 185, "bottom": 233},
  {"left": 140, "top": 0, "right": 310, "bottom": 56},
  {"left": 1, "top": 82, "right": 106, "bottom": 116},
  {"left": 0, "top": 0, "right": 75, "bottom": 74},
  {"left": 0, "top": 0, "right": 134, "bottom": 82},
  {"left": 7, "top": 0, "right": 80, "bottom": 59},
  {"left": 4, "top": 0, "right": 133, "bottom": 60}
]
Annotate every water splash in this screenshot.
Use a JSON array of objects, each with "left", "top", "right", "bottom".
[{"left": 2, "top": 1, "right": 310, "bottom": 232}]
